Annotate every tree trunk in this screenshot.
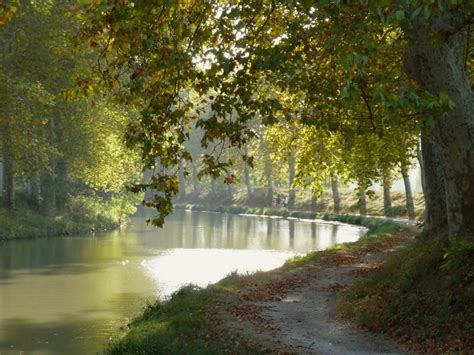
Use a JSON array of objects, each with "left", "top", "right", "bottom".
[
  {"left": 191, "top": 163, "right": 200, "bottom": 197},
  {"left": 243, "top": 163, "right": 252, "bottom": 197},
  {"left": 243, "top": 145, "right": 253, "bottom": 197},
  {"left": 288, "top": 146, "right": 296, "bottom": 209},
  {"left": 311, "top": 195, "right": 317, "bottom": 212},
  {"left": 28, "top": 171, "right": 41, "bottom": 209},
  {"left": 261, "top": 139, "right": 273, "bottom": 206},
  {"left": 359, "top": 181, "right": 367, "bottom": 216},
  {"left": 40, "top": 116, "right": 57, "bottom": 216},
  {"left": 40, "top": 171, "right": 56, "bottom": 215},
  {"left": 416, "top": 139, "right": 425, "bottom": 194},
  {"left": 401, "top": 164, "right": 416, "bottom": 220},
  {"left": 264, "top": 157, "right": 273, "bottom": 206},
  {"left": 330, "top": 172, "right": 340, "bottom": 214},
  {"left": 420, "top": 133, "right": 448, "bottom": 233},
  {"left": 2, "top": 123, "right": 14, "bottom": 209},
  {"left": 55, "top": 157, "right": 68, "bottom": 213},
  {"left": 178, "top": 159, "right": 186, "bottom": 200},
  {"left": 210, "top": 177, "right": 216, "bottom": 196},
  {"left": 382, "top": 170, "right": 392, "bottom": 217},
  {"left": 405, "top": 15, "right": 474, "bottom": 236},
  {"left": 227, "top": 183, "right": 233, "bottom": 201}
]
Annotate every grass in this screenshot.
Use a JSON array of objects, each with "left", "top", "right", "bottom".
[
  {"left": 337, "top": 233, "right": 474, "bottom": 352},
  {"left": 106, "top": 282, "right": 257, "bottom": 354},
  {"left": 0, "top": 208, "right": 119, "bottom": 241},
  {"left": 105, "top": 213, "right": 413, "bottom": 354}
]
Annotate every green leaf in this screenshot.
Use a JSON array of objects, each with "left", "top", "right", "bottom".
[{"left": 395, "top": 10, "right": 405, "bottom": 21}]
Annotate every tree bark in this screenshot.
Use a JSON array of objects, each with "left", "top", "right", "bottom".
[
  {"left": 210, "top": 177, "right": 216, "bottom": 196},
  {"left": 311, "top": 195, "right": 317, "bottom": 212},
  {"left": 416, "top": 139, "right": 425, "bottom": 194},
  {"left": 28, "top": 171, "right": 41, "bottom": 209},
  {"left": 330, "top": 172, "right": 340, "bottom": 214},
  {"left": 359, "top": 181, "right": 367, "bottom": 216},
  {"left": 420, "top": 133, "right": 448, "bottom": 233},
  {"left": 264, "top": 157, "right": 273, "bottom": 206},
  {"left": 288, "top": 146, "right": 296, "bottom": 209},
  {"left": 382, "top": 170, "right": 392, "bottom": 217},
  {"left": 405, "top": 14, "right": 474, "bottom": 236},
  {"left": 2, "top": 123, "right": 14, "bottom": 209},
  {"left": 243, "top": 163, "right": 252, "bottom": 197},
  {"left": 261, "top": 139, "right": 273, "bottom": 206},
  {"left": 40, "top": 116, "right": 57, "bottom": 216},
  {"left": 227, "top": 183, "right": 233, "bottom": 201},
  {"left": 243, "top": 145, "right": 253, "bottom": 198},
  {"left": 191, "top": 162, "right": 200, "bottom": 197},
  {"left": 178, "top": 159, "right": 186, "bottom": 201},
  {"left": 401, "top": 164, "right": 416, "bottom": 220},
  {"left": 40, "top": 171, "right": 56, "bottom": 215},
  {"left": 55, "top": 157, "right": 68, "bottom": 213}
]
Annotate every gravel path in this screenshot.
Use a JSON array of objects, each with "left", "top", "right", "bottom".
[{"left": 244, "top": 235, "right": 413, "bottom": 354}]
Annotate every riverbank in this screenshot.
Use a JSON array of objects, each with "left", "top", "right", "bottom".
[
  {"left": 180, "top": 187, "right": 425, "bottom": 220},
  {"left": 105, "top": 213, "right": 416, "bottom": 353},
  {"left": 0, "top": 208, "right": 119, "bottom": 241},
  {"left": 338, "top": 231, "right": 474, "bottom": 352},
  {"left": 175, "top": 202, "right": 417, "bottom": 227}
]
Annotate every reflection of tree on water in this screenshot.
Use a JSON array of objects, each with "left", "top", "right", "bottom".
[
  {"left": 208, "top": 212, "right": 219, "bottom": 245},
  {"left": 330, "top": 225, "right": 338, "bottom": 245},
  {"left": 225, "top": 214, "right": 235, "bottom": 247},
  {"left": 289, "top": 220, "right": 295, "bottom": 248},
  {"left": 274, "top": 218, "right": 281, "bottom": 235},
  {"left": 266, "top": 218, "right": 273, "bottom": 238},
  {"left": 191, "top": 211, "right": 201, "bottom": 248},
  {"left": 244, "top": 217, "right": 253, "bottom": 242},
  {"left": 311, "top": 222, "right": 317, "bottom": 241},
  {"left": 177, "top": 213, "right": 185, "bottom": 248}
]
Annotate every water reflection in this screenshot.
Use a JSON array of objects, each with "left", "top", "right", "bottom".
[{"left": 0, "top": 210, "right": 366, "bottom": 354}]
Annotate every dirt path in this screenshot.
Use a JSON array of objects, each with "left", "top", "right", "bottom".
[{"left": 233, "top": 233, "right": 414, "bottom": 354}]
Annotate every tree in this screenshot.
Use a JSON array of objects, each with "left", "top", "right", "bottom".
[
  {"left": 382, "top": 169, "right": 393, "bottom": 217},
  {"left": 0, "top": 0, "right": 18, "bottom": 26},
  {"left": 330, "top": 173, "right": 341, "bottom": 215},
  {"left": 403, "top": 7, "right": 474, "bottom": 234},
  {"left": 401, "top": 163, "right": 416, "bottom": 220},
  {"left": 79, "top": 1, "right": 473, "bottom": 237},
  {"left": 242, "top": 144, "right": 253, "bottom": 197},
  {"left": 358, "top": 179, "right": 368, "bottom": 217},
  {"left": 0, "top": 1, "right": 142, "bottom": 222}
]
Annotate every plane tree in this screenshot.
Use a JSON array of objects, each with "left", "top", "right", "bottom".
[{"left": 78, "top": 1, "right": 473, "bottom": 237}]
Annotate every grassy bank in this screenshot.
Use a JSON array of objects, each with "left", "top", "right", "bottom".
[
  {"left": 0, "top": 208, "right": 119, "bottom": 241},
  {"left": 105, "top": 212, "right": 413, "bottom": 354},
  {"left": 338, "top": 233, "right": 474, "bottom": 352},
  {"left": 176, "top": 202, "right": 321, "bottom": 219},
  {"left": 175, "top": 203, "right": 415, "bottom": 230},
  {"left": 181, "top": 187, "right": 425, "bottom": 220}
]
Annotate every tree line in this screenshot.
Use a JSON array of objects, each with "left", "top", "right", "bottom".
[
  {"left": 172, "top": 116, "right": 419, "bottom": 219},
  {"left": 75, "top": 0, "right": 472, "bottom": 236},
  {"left": 0, "top": 1, "right": 141, "bottom": 222}
]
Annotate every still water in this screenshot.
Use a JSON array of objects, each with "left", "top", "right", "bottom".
[{"left": 0, "top": 210, "right": 366, "bottom": 354}]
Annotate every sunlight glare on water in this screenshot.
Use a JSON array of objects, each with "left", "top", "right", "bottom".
[{"left": 143, "top": 248, "right": 296, "bottom": 297}]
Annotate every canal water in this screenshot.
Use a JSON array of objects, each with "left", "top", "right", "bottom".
[{"left": 0, "top": 210, "right": 366, "bottom": 354}]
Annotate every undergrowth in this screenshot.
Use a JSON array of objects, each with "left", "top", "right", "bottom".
[{"left": 0, "top": 208, "right": 118, "bottom": 241}]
